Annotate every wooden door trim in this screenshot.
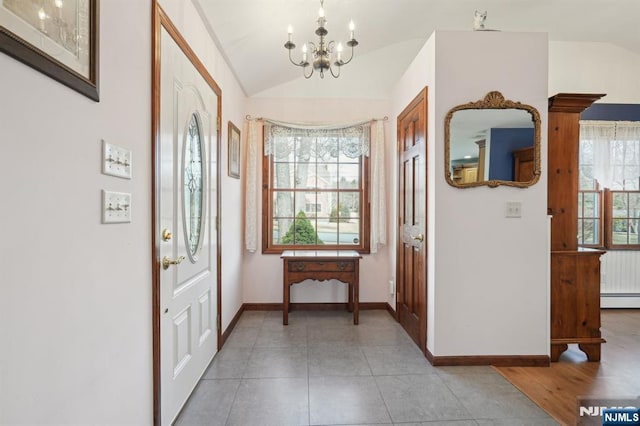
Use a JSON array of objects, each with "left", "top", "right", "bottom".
[
  {"left": 396, "top": 87, "right": 428, "bottom": 354},
  {"left": 151, "top": 3, "right": 222, "bottom": 424}
]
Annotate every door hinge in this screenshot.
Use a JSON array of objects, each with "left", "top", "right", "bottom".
[
  {"left": 215, "top": 215, "right": 219, "bottom": 231},
  {"left": 217, "top": 315, "right": 221, "bottom": 331},
  {"left": 217, "top": 116, "right": 221, "bottom": 132}
]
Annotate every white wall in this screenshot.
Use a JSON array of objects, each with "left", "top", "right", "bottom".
[
  {"left": 391, "top": 31, "right": 550, "bottom": 357},
  {"left": 549, "top": 41, "right": 640, "bottom": 103},
  {"left": 0, "top": 0, "right": 246, "bottom": 423},
  {"left": 0, "top": 2, "right": 153, "bottom": 423},
  {"left": 242, "top": 98, "right": 394, "bottom": 306}
]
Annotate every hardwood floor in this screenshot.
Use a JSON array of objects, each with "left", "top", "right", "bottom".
[{"left": 495, "top": 309, "right": 640, "bottom": 425}]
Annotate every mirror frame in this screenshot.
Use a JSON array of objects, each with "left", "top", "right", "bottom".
[{"left": 444, "top": 91, "right": 541, "bottom": 188}]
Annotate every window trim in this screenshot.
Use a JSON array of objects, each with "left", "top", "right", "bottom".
[
  {"left": 604, "top": 188, "right": 640, "bottom": 250},
  {"left": 578, "top": 188, "right": 640, "bottom": 250},
  {"left": 261, "top": 136, "right": 371, "bottom": 254},
  {"left": 577, "top": 188, "right": 603, "bottom": 248}
]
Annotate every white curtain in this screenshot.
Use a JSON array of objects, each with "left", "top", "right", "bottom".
[
  {"left": 244, "top": 120, "right": 261, "bottom": 252},
  {"left": 370, "top": 120, "right": 387, "bottom": 253},
  {"left": 243, "top": 118, "right": 387, "bottom": 253},
  {"left": 580, "top": 120, "right": 640, "bottom": 189},
  {"left": 613, "top": 122, "right": 640, "bottom": 189}
]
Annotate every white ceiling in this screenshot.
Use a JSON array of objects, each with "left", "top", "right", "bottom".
[{"left": 194, "top": 0, "right": 640, "bottom": 99}]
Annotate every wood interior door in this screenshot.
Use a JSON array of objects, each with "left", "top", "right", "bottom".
[{"left": 396, "top": 88, "right": 427, "bottom": 353}]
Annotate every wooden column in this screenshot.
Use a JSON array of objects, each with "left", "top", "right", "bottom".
[
  {"left": 548, "top": 93, "right": 606, "bottom": 362},
  {"left": 475, "top": 139, "right": 486, "bottom": 181},
  {"left": 548, "top": 93, "right": 605, "bottom": 250}
]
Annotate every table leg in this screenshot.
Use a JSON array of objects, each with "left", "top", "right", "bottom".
[
  {"left": 283, "top": 282, "right": 289, "bottom": 326},
  {"left": 347, "top": 282, "right": 353, "bottom": 312},
  {"left": 354, "top": 278, "right": 359, "bottom": 325}
]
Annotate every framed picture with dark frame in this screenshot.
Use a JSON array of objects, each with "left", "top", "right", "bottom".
[
  {"left": 228, "top": 121, "right": 241, "bottom": 179},
  {"left": 0, "top": 0, "right": 99, "bottom": 101}
]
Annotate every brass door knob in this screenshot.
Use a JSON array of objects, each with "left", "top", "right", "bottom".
[
  {"left": 162, "top": 255, "right": 185, "bottom": 270},
  {"left": 412, "top": 233, "right": 424, "bottom": 242},
  {"left": 162, "top": 229, "right": 173, "bottom": 241}
]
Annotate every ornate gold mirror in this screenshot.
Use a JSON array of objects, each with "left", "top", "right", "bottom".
[{"left": 445, "top": 91, "right": 541, "bottom": 188}]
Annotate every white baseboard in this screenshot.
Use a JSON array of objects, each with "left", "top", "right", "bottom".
[{"left": 601, "top": 294, "right": 640, "bottom": 308}]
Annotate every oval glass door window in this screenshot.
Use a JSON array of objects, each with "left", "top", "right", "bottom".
[{"left": 183, "top": 113, "right": 205, "bottom": 261}]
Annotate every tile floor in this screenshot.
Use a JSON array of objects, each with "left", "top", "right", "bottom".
[{"left": 175, "top": 310, "right": 558, "bottom": 426}]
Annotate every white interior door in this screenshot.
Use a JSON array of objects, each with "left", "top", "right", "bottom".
[{"left": 159, "top": 25, "right": 218, "bottom": 425}]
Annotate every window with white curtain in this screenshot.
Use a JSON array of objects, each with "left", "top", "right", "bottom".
[
  {"left": 261, "top": 123, "right": 371, "bottom": 253},
  {"left": 579, "top": 121, "right": 640, "bottom": 249}
]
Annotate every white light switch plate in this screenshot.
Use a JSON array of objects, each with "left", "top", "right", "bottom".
[
  {"left": 103, "top": 190, "right": 131, "bottom": 223},
  {"left": 505, "top": 201, "right": 522, "bottom": 218},
  {"left": 102, "top": 140, "right": 132, "bottom": 179}
]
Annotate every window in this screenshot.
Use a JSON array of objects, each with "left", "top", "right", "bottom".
[
  {"left": 305, "top": 203, "right": 322, "bottom": 214},
  {"left": 262, "top": 124, "right": 370, "bottom": 253},
  {"left": 578, "top": 189, "right": 602, "bottom": 247},
  {"left": 578, "top": 138, "right": 603, "bottom": 246},
  {"left": 578, "top": 121, "right": 640, "bottom": 249}
]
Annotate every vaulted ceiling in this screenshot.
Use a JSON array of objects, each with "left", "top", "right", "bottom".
[{"left": 194, "top": 0, "right": 640, "bottom": 99}]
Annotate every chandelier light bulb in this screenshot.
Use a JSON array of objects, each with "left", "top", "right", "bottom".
[
  {"left": 349, "top": 20, "right": 355, "bottom": 31},
  {"left": 38, "top": 7, "right": 46, "bottom": 20},
  {"left": 336, "top": 42, "right": 343, "bottom": 62},
  {"left": 287, "top": 25, "right": 293, "bottom": 35},
  {"left": 55, "top": 0, "right": 64, "bottom": 8},
  {"left": 319, "top": 6, "right": 325, "bottom": 18}
]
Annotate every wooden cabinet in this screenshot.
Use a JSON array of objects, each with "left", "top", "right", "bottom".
[
  {"left": 513, "top": 146, "right": 534, "bottom": 182},
  {"left": 550, "top": 249, "right": 605, "bottom": 361},
  {"left": 452, "top": 164, "right": 478, "bottom": 183},
  {"left": 548, "top": 93, "right": 606, "bottom": 362}
]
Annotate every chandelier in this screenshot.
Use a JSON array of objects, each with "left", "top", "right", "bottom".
[{"left": 284, "top": 0, "right": 358, "bottom": 79}]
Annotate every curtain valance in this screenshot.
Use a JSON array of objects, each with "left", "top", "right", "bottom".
[{"left": 264, "top": 123, "right": 371, "bottom": 158}]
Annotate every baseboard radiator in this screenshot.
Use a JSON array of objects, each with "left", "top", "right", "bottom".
[{"left": 600, "top": 251, "right": 640, "bottom": 308}]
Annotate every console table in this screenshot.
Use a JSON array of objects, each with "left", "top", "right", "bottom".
[{"left": 281, "top": 250, "right": 362, "bottom": 325}]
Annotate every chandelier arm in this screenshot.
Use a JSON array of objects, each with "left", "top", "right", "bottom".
[
  {"left": 338, "top": 43, "right": 356, "bottom": 65},
  {"left": 288, "top": 48, "right": 304, "bottom": 67},
  {"left": 329, "top": 64, "right": 340, "bottom": 78},
  {"left": 303, "top": 66, "right": 314, "bottom": 79}
]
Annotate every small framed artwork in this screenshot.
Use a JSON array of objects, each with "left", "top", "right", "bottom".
[
  {"left": 0, "top": 0, "right": 99, "bottom": 101},
  {"left": 228, "top": 121, "right": 241, "bottom": 179}
]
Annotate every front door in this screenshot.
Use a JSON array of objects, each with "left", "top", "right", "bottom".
[
  {"left": 397, "top": 88, "right": 427, "bottom": 353},
  {"left": 154, "top": 8, "right": 221, "bottom": 425}
]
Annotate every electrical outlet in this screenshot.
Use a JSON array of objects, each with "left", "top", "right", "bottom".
[
  {"left": 505, "top": 201, "right": 522, "bottom": 218},
  {"left": 103, "top": 190, "right": 131, "bottom": 223},
  {"left": 102, "top": 140, "right": 132, "bottom": 179},
  {"left": 389, "top": 279, "right": 395, "bottom": 295}
]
